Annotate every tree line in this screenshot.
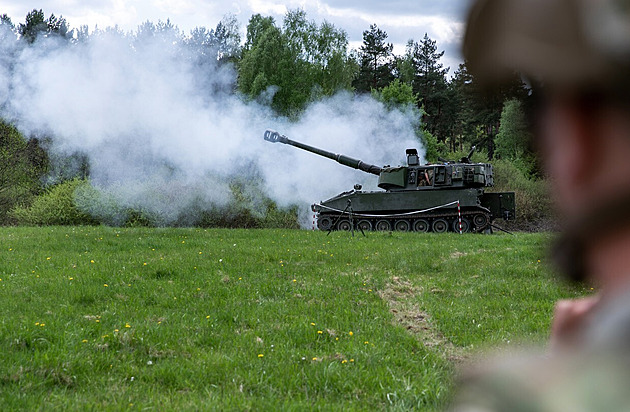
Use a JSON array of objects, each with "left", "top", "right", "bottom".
[{"left": 0, "top": 9, "right": 545, "bottom": 229}]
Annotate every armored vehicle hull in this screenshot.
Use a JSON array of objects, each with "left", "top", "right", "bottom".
[{"left": 313, "top": 188, "right": 515, "bottom": 233}]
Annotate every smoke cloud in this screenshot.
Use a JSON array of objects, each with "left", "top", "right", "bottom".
[{"left": 0, "top": 23, "right": 424, "bottom": 226}]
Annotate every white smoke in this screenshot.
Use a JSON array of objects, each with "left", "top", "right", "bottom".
[{"left": 0, "top": 22, "right": 424, "bottom": 226}]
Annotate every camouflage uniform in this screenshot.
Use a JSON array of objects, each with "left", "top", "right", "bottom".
[
  {"left": 455, "top": 0, "right": 630, "bottom": 410},
  {"left": 454, "top": 291, "right": 630, "bottom": 411}
]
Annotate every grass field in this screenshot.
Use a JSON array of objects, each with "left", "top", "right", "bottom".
[{"left": 0, "top": 227, "right": 588, "bottom": 410}]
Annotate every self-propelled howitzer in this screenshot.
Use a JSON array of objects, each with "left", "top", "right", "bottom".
[{"left": 264, "top": 130, "right": 515, "bottom": 233}]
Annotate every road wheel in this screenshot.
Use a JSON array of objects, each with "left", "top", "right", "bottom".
[
  {"left": 432, "top": 219, "right": 448, "bottom": 233},
  {"left": 357, "top": 220, "right": 372, "bottom": 231},
  {"left": 453, "top": 218, "right": 470, "bottom": 233},
  {"left": 375, "top": 219, "right": 391, "bottom": 231},
  {"left": 473, "top": 213, "right": 489, "bottom": 229},
  {"left": 318, "top": 216, "right": 333, "bottom": 231},
  {"left": 413, "top": 219, "right": 430, "bottom": 232},
  {"left": 394, "top": 220, "right": 410, "bottom": 232},
  {"left": 337, "top": 220, "right": 352, "bottom": 231}
]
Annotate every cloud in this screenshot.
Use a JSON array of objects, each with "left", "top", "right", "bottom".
[
  {"left": 2, "top": 0, "right": 468, "bottom": 68},
  {"left": 317, "top": 0, "right": 465, "bottom": 18}
]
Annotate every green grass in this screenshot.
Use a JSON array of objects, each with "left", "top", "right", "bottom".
[{"left": 0, "top": 227, "right": 588, "bottom": 410}]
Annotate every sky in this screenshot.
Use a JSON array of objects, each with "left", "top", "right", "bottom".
[{"left": 2, "top": 0, "right": 470, "bottom": 73}]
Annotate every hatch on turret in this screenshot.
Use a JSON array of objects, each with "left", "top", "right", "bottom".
[
  {"left": 406, "top": 149, "right": 419, "bottom": 166},
  {"left": 378, "top": 167, "right": 407, "bottom": 190}
]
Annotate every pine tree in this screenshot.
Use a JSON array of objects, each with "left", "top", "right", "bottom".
[{"left": 352, "top": 24, "right": 394, "bottom": 92}]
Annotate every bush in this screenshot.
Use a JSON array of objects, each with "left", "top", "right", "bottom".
[
  {"left": 10, "top": 177, "right": 302, "bottom": 229},
  {"left": 194, "top": 191, "right": 300, "bottom": 229},
  {"left": 10, "top": 179, "right": 99, "bottom": 226},
  {"left": 490, "top": 159, "right": 555, "bottom": 231}
]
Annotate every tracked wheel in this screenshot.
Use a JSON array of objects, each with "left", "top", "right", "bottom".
[
  {"left": 453, "top": 218, "right": 471, "bottom": 233},
  {"left": 413, "top": 219, "right": 430, "bottom": 232},
  {"left": 318, "top": 216, "right": 333, "bottom": 231},
  {"left": 357, "top": 220, "right": 372, "bottom": 232},
  {"left": 337, "top": 220, "right": 352, "bottom": 231},
  {"left": 394, "top": 220, "right": 411, "bottom": 232},
  {"left": 375, "top": 219, "right": 391, "bottom": 231},
  {"left": 473, "top": 213, "right": 490, "bottom": 230},
  {"left": 432, "top": 219, "right": 448, "bottom": 233}
]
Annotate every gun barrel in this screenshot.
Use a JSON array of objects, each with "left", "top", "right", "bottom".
[{"left": 264, "top": 130, "right": 382, "bottom": 175}]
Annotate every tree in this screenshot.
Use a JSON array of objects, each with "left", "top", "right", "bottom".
[
  {"left": 243, "top": 14, "right": 275, "bottom": 50},
  {"left": 282, "top": 9, "right": 355, "bottom": 97},
  {"left": 495, "top": 99, "right": 534, "bottom": 168},
  {"left": 352, "top": 24, "right": 394, "bottom": 92},
  {"left": 371, "top": 79, "right": 446, "bottom": 162},
  {"left": 0, "top": 120, "right": 48, "bottom": 223},
  {"left": 238, "top": 10, "right": 354, "bottom": 116},
  {"left": 18, "top": 9, "right": 68, "bottom": 43},
  {"left": 187, "top": 15, "right": 242, "bottom": 64},
  {"left": 0, "top": 14, "right": 18, "bottom": 114},
  {"left": 449, "top": 61, "right": 529, "bottom": 158},
  {"left": 238, "top": 18, "right": 298, "bottom": 114},
  {"left": 0, "top": 14, "right": 15, "bottom": 32},
  {"left": 371, "top": 78, "right": 417, "bottom": 110},
  {"left": 214, "top": 14, "right": 242, "bottom": 62},
  {"left": 400, "top": 34, "right": 451, "bottom": 143},
  {"left": 135, "top": 18, "right": 183, "bottom": 48}
]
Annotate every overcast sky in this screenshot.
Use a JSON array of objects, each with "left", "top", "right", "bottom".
[{"left": 3, "top": 0, "right": 470, "bottom": 73}]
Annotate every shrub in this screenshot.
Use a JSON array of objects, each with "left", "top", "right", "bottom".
[
  {"left": 10, "top": 177, "right": 302, "bottom": 229},
  {"left": 9, "top": 179, "right": 99, "bottom": 226},
  {"left": 490, "top": 159, "right": 555, "bottom": 231}
]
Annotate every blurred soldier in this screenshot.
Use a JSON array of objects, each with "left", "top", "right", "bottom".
[{"left": 454, "top": 0, "right": 630, "bottom": 410}]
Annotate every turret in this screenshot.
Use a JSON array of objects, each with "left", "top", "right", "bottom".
[{"left": 264, "top": 130, "right": 494, "bottom": 191}]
